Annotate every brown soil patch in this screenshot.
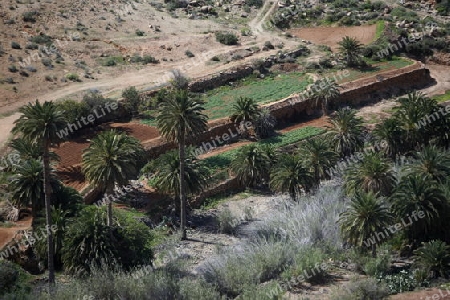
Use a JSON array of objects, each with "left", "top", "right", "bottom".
[
  {"left": 390, "top": 288, "right": 450, "bottom": 300},
  {"left": 0, "top": 216, "right": 32, "bottom": 250},
  {"left": 289, "top": 25, "right": 377, "bottom": 51},
  {"left": 53, "top": 122, "right": 159, "bottom": 189}
]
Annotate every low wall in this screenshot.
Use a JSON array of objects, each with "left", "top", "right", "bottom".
[{"left": 188, "top": 65, "right": 254, "bottom": 93}]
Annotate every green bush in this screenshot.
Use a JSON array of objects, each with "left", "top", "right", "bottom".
[
  {"left": 362, "top": 250, "right": 391, "bottom": 276},
  {"left": 437, "top": 0, "right": 450, "bottom": 15},
  {"left": 0, "top": 261, "right": 30, "bottom": 296},
  {"left": 30, "top": 34, "right": 53, "bottom": 45},
  {"left": 8, "top": 65, "right": 18, "bottom": 73},
  {"left": 185, "top": 50, "right": 195, "bottom": 57},
  {"left": 122, "top": 86, "right": 141, "bottom": 115},
  {"left": 66, "top": 73, "right": 81, "bottom": 82},
  {"left": 22, "top": 11, "right": 38, "bottom": 22},
  {"left": 135, "top": 29, "right": 145, "bottom": 36},
  {"left": 142, "top": 55, "right": 159, "bottom": 64},
  {"left": 245, "top": 0, "right": 263, "bottom": 8},
  {"left": 11, "top": 41, "right": 21, "bottom": 49},
  {"left": 61, "top": 206, "right": 154, "bottom": 276},
  {"left": 215, "top": 32, "right": 239, "bottom": 45},
  {"left": 282, "top": 246, "right": 329, "bottom": 285}
]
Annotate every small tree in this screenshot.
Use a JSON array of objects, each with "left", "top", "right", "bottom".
[
  {"left": 338, "top": 36, "right": 363, "bottom": 67},
  {"left": 122, "top": 86, "right": 141, "bottom": 116}
]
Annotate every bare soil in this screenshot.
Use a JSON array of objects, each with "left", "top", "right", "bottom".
[{"left": 288, "top": 24, "right": 377, "bottom": 51}]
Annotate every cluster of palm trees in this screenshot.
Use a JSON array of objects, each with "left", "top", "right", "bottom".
[{"left": 8, "top": 100, "right": 145, "bottom": 289}]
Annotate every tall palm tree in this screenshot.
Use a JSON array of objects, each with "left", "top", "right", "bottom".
[
  {"left": 231, "top": 144, "right": 270, "bottom": 187},
  {"left": 310, "top": 78, "right": 340, "bottom": 116},
  {"left": 338, "top": 36, "right": 363, "bottom": 67},
  {"left": 391, "top": 175, "right": 447, "bottom": 244},
  {"left": 270, "top": 154, "right": 313, "bottom": 201},
  {"left": 12, "top": 100, "right": 67, "bottom": 286},
  {"left": 298, "top": 137, "right": 337, "bottom": 187},
  {"left": 157, "top": 90, "right": 208, "bottom": 240},
  {"left": 339, "top": 191, "right": 393, "bottom": 257},
  {"left": 344, "top": 152, "right": 396, "bottom": 197},
  {"left": 328, "top": 108, "right": 365, "bottom": 157},
  {"left": 408, "top": 145, "right": 450, "bottom": 183},
  {"left": 82, "top": 130, "right": 144, "bottom": 226},
  {"left": 153, "top": 150, "right": 209, "bottom": 200},
  {"left": 230, "top": 97, "right": 260, "bottom": 125}
]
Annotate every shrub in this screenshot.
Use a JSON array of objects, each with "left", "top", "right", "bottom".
[
  {"left": 25, "top": 43, "right": 38, "bottom": 50},
  {"left": 22, "top": 11, "right": 38, "bottom": 23},
  {"left": 217, "top": 208, "right": 239, "bottom": 234},
  {"left": 185, "top": 50, "right": 195, "bottom": 57},
  {"left": 414, "top": 240, "right": 450, "bottom": 279},
  {"left": 41, "top": 58, "right": 53, "bottom": 67},
  {"left": 142, "top": 55, "right": 159, "bottom": 64},
  {"left": 19, "top": 70, "right": 29, "bottom": 77},
  {"left": 245, "top": 0, "right": 263, "bottom": 8},
  {"left": 66, "top": 73, "right": 81, "bottom": 82},
  {"left": 135, "top": 29, "right": 145, "bottom": 36},
  {"left": 330, "top": 277, "right": 389, "bottom": 300},
  {"left": 11, "top": 42, "right": 21, "bottom": 49},
  {"left": 56, "top": 100, "right": 91, "bottom": 124},
  {"left": 282, "top": 246, "right": 329, "bottom": 286},
  {"left": 264, "top": 41, "right": 274, "bottom": 49},
  {"left": 203, "top": 240, "right": 294, "bottom": 297},
  {"left": 211, "top": 56, "right": 220, "bottom": 61},
  {"left": 122, "top": 86, "right": 140, "bottom": 115},
  {"left": 61, "top": 206, "right": 154, "bottom": 275},
  {"left": 0, "top": 261, "right": 30, "bottom": 296},
  {"left": 30, "top": 34, "right": 52, "bottom": 45},
  {"left": 8, "top": 65, "right": 17, "bottom": 73},
  {"left": 25, "top": 66, "right": 37, "bottom": 72},
  {"left": 362, "top": 250, "right": 391, "bottom": 276},
  {"left": 215, "top": 32, "right": 238, "bottom": 45}
]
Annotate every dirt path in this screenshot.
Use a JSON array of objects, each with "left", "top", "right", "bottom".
[{"left": 0, "top": 216, "right": 32, "bottom": 251}]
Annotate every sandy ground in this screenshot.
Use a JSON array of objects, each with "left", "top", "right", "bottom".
[
  {"left": 0, "top": 216, "right": 32, "bottom": 251},
  {"left": 288, "top": 24, "right": 378, "bottom": 51}
]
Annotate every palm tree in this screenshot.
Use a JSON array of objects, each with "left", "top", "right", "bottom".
[
  {"left": 393, "top": 91, "right": 437, "bottom": 152},
  {"left": 298, "top": 137, "right": 337, "bottom": 187},
  {"left": 344, "top": 152, "right": 396, "bottom": 197},
  {"left": 231, "top": 144, "right": 270, "bottom": 187},
  {"left": 391, "top": 175, "right": 447, "bottom": 244},
  {"left": 328, "top": 108, "right": 365, "bottom": 157},
  {"left": 408, "top": 145, "right": 450, "bottom": 183},
  {"left": 373, "top": 118, "right": 404, "bottom": 159},
  {"left": 253, "top": 108, "right": 276, "bottom": 139},
  {"left": 82, "top": 130, "right": 144, "bottom": 226},
  {"left": 338, "top": 36, "right": 363, "bottom": 67},
  {"left": 157, "top": 90, "right": 208, "bottom": 240},
  {"left": 310, "top": 78, "right": 340, "bottom": 116},
  {"left": 12, "top": 100, "right": 67, "bottom": 286},
  {"left": 230, "top": 97, "right": 260, "bottom": 125},
  {"left": 270, "top": 154, "right": 313, "bottom": 201},
  {"left": 339, "top": 191, "right": 393, "bottom": 257},
  {"left": 153, "top": 149, "right": 209, "bottom": 200},
  {"left": 11, "top": 159, "right": 45, "bottom": 221}
]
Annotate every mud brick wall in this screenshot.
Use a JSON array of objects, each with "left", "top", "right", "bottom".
[{"left": 188, "top": 65, "right": 254, "bottom": 93}]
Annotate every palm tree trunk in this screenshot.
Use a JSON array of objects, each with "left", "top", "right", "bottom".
[
  {"left": 371, "top": 243, "right": 377, "bottom": 258},
  {"left": 42, "top": 140, "right": 55, "bottom": 287},
  {"left": 179, "top": 133, "right": 187, "bottom": 240},
  {"left": 321, "top": 101, "right": 328, "bottom": 116},
  {"left": 106, "top": 186, "right": 114, "bottom": 227}
]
